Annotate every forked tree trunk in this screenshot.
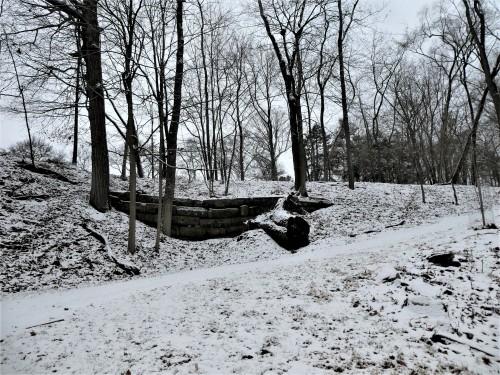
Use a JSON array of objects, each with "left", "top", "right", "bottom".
[{"left": 257, "top": 0, "right": 308, "bottom": 196}]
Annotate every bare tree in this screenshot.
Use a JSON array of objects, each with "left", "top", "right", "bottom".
[
  {"left": 3, "top": 31, "right": 35, "bottom": 166},
  {"left": 19, "top": 0, "right": 111, "bottom": 211},
  {"left": 247, "top": 45, "right": 288, "bottom": 181},
  {"left": 337, "top": 0, "right": 360, "bottom": 190},
  {"left": 462, "top": 0, "right": 500, "bottom": 133},
  {"left": 257, "top": 0, "right": 320, "bottom": 196}
]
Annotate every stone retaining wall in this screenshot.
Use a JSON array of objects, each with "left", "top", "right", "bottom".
[{"left": 109, "top": 191, "right": 332, "bottom": 240}]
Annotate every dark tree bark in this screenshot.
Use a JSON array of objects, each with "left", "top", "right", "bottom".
[
  {"left": 316, "top": 9, "right": 335, "bottom": 181},
  {"left": 337, "top": 0, "right": 355, "bottom": 190},
  {"left": 44, "top": 0, "right": 111, "bottom": 212},
  {"left": 162, "top": 0, "right": 184, "bottom": 236},
  {"left": 72, "top": 25, "right": 82, "bottom": 165},
  {"left": 257, "top": 0, "right": 309, "bottom": 196},
  {"left": 84, "top": 3, "right": 109, "bottom": 211}
]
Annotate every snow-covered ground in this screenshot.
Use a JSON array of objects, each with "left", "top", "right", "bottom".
[{"left": 1, "top": 155, "right": 499, "bottom": 374}]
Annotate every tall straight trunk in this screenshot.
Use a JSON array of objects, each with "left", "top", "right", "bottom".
[
  {"left": 125, "top": 72, "right": 137, "bottom": 255},
  {"left": 269, "top": 127, "right": 278, "bottom": 181},
  {"left": 132, "top": 125, "right": 144, "bottom": 178},
  {"left": 337, "top": 0, "right": 354, "bottom": 190},
  {"left": 235, "top": 61, "right": 245, "bottom": 181},
  {"left": 72, "top": 27, "right": 82, "bottom": 165},
  {"left": 198, "top": 1, "right": 213, "bottom": 186},
  {"left": 150, "top": 119, "right": 154, "bottom": 179},
  {"left": 224, "top": 126, "right": 238, "bottom": 195},
  {"left": 162, "top": 0, "right": 184, "bottom": 236},
  {"left": 289, "top": 88, "right": 303, "bottom": 191},
  {"left": 121, "top": 141, "right": 128, "bottom": 180},
  {"left": 318, "top": 84, "right": 329, "bottom": 180},
  {"left": 238, "top": 122, "right": 244, "bottom": 181},
  {"left": 127, "top": 119, "right": 137, "bottom": 254},
  {"left": 81, "top": 0, "right": 109, "bottom": 212},
  {"left": 471, "top": 128, "right": 486, "bottom": 226},
  {"left": 6, "top": 40, "right": 35, "bottom": 166},
  {"left": 296, "top": 52, "right": 308, "bottom": 195},
  {"left": 304, "top": 88, "right": 316, "bottom": 180},
  {"left": 161, "top": 90, "right": 168, "bottom": 178},
  {"left": 155, "top": 109, "right": 164, "bottom": 252}
]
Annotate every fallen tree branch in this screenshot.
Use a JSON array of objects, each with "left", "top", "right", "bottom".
[
  {"left": 26, "top": 319, "right": 65, "bottom": 329},
  {"left": 12, "top": 194, "right": 50, "bottom": 201},
  {"left": 385, "top": 220, "right": 405, "bottom": 229},
  {"left": 431, "top": 333, "right": 499, "bottom": 358},
  {"left": 81, "top": 223, "right": 140, "bottom": 275}
]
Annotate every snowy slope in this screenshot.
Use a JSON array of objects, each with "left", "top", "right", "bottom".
[{"left": 1, "top": 155, "right": 499, "bottom": 374}]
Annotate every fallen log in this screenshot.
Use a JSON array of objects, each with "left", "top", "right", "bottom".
[{"left": 247, "top": 195, "right": 310, "bottom": 252}]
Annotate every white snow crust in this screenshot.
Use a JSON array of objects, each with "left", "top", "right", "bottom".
[{"left": 1, "top": 155, "right": 499, "bottom": 374}]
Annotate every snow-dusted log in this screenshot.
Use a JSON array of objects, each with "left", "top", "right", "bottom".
[
  {"left": 81, "top": 223, "right": 140, "bottom": 275},
  {"left": 247, "top": 195, "right": 310, "bottom": 252}
]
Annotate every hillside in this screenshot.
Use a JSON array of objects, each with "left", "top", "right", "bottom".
[
  {"left": 1, "top": 155, "right": 499, "bottom": 374},
  {"left": 0, "top": 154, "right": 493, "bottom": 294}
]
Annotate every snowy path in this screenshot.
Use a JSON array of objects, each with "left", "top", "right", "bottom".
[
  {"left": 1, "top": 213, "right": 499, "bottom": 374},
  {"left": 1, "top": 214, "right": 468, "bottom": 337}
]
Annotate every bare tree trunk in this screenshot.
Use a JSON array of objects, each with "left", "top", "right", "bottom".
[
  {"left": 257, "top": 0, "right": 307, "bottom": 196},
  {"left": 471, "top": 129, "right": 486, "bottom": 226},
  {"left": 155, "top": 109, "right": 164, "bottom": 253},
  {"left": 162, "top": 0, "right": 184, "bottom": 236},
  {"left": 81, "top": 0, "right": 110, "bottom": 212},
  {"left": 338, "top": 0, "right": 354, "bottom": 190},
  {"left": 319, "top": 84, "right": 329, "bottom": 180},
  {"left": 5, "top": 37, "right": 35, "bottom": 166},
  {"left": 127, "top": 125, "right": 137, "bottom": 254},
  {"left": 35, "top": 0, "right": 109, "bottom": 211},
  {"left": 296, "top": 51, "right": 308, "bottom": 195},
  {"left": 197, "top": 1, "right": 213, "bottom": 189},
  {"left": 451, "top": 87, "right": 489, "bottom": 184},
  {"left": 72, "top": 26, "right": 82, "bottom": 165},
  {"left": 121, "top": 141, "right": 128, "bottom": 180},
  {"left": 132, "top": 126, "right": 144, "bottom": 178}
]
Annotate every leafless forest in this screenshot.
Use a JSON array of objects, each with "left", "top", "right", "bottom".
[{"left": 1, "top": 0, "right": 499, "bottom": 245}]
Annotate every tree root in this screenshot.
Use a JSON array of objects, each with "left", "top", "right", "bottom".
[
  {"left": 17, "top": 161, "right": 77, "bottom": 184},
  {"left": 81, "top": 223, "right": 140, "bottom": 275}
]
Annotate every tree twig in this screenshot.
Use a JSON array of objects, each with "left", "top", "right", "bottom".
[{"left": 26, "top": 319, "right": 65, "bottom": 329}]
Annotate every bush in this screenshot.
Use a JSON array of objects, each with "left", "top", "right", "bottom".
[{"left": 9, "top": 136, "right": 66, "bottom": 164}]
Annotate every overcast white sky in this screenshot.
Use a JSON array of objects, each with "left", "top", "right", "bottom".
[{"left": 0, "top": 0, "right": 432, "bottom": 151}]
